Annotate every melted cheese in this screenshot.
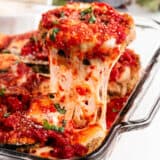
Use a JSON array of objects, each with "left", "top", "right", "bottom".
[
  {"left": 27, "top": 97, "right": 63, "bottom": 126},
  {"left": 49, "top": 46, "right": 121, "bottom": 150},
  {"left": 0, "top": 53, "right": 19, "bottom": 70},
  {"left": 39, "top": 2, "right": 135, "bottom": 150}
]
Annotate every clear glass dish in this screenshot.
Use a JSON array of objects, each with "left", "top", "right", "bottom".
[{"left": 0, "top": 2, "right": 160, "bottom": 160}]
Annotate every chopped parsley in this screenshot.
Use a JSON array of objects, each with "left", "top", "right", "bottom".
[
  {"left": 50, "top": 28, "right": 60, "bottom": 41},
  {"left": 112, "top": 108, "right": 119, "bottom": 113},
  {"left": 0, "top": 88, "right": 6, "bottom": 96},
  {"left": 81, "top": 7, "right": 92, "bottom": 17},
  {"left": 54, "top": 103, "right": 66, "bottom": 114},
  {"left": 83, "top": 58, "right": 91, "bottom": 65},
  {"left": 80, "top": 7, "right": 96, "bottom": 23},
  {"left": 43, "top": 120, "right": 64, "bottom": 133},
  {"left": 89, "top": 14, "right": 96, "bottom": 24},
  {"left": 3, "top": 112, "right": 11, "bottom": 118}
]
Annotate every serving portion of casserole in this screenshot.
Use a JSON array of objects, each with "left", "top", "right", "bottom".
[{"left": 0, "top": 2, "right": 140, "bottom": 159}]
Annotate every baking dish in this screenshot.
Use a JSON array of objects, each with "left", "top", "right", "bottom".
[{"left": 0, "top": 2, "right": 160, "bottom": 160}]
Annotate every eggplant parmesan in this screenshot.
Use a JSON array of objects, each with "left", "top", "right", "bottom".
[
  {"left": 38, "top": 2, "right": 135, "bottom": 154},
  {"left": 0, "top": 31, "right": 48, "bottom": 62},
  {"left": 0, "top": 2, "right": 140, "bottom": 159}
]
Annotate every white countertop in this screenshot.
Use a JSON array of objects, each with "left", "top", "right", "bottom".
[{"left": 109, "top": 107, "right": 160, "bottom": 160}]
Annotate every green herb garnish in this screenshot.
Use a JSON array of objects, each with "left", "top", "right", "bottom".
[
  {"left": 3, "top": 112, "right": 11, "bottom": 118},
  {"left": 81, "top": 7, "right": 92, "bottom": 17},
  {"left": 50, "top": 28, "right": 60, "bottom": 41},
  {"left": 89, "top": 14, "right": 96, "bottom": 23},
  {"left": 112, "top": 108, "right": 119, "bottom": 113},
  {"left": 82, "top": 58, "right": 91, "bottom": 65},
  {"left": 54, "top": 103, "right": 66, "bottom": 114},
  {"left": 43, "top": 120, "right": 64, "bottom": 133},
  {"left": 43, "top": 119, "right": 52, "bottom": 130},
  {"left": 80, "top": 7, "right": 96, "bottom": 23},
  {"left": 0, "top": 88, "right": 6, "bottom": 96},
  {"left": 53, "top": 28, "right": 60, "bottom": 34}
]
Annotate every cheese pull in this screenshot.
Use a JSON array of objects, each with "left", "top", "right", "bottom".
[{"left": 38, "top": 1, "right": 135, "bottom": 154}]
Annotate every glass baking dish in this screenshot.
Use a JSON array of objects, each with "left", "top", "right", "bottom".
[{"left": 0, "top": 2, "right": 160, "bottom": 160}]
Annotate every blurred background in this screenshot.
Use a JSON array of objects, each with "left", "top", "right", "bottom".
[
  {"left": 52, "top": 0, "right": 160, "bottom": 12},
  {"left": 0, "top": 0, "right": 160, "bottom": 11},
  {"left": 0, "top": 0, "right": 159, "bottom": 34}
]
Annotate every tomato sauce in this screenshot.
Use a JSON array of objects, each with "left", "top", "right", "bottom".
[
  {"left": 76, "top": 86, "right": 90, "bottom": 96},
  {"left": 110, "top": 49, "right": 139, "bottom": 81},
  {"left": 40, "top": 2, "right": 133, "bottom": 60},
  {"left": 0, "top": 95, "right": 88, "bottom": 158},
  {"left": 119, "top": 48, "right": 139, "bottom": 67},
  {"left": 21, "top": 38, "right": 48, "bottom": 61},
  {"left": 107, "top": 97, "right": 127, "bottom": 129}
]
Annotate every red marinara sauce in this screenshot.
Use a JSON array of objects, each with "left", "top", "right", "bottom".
[
  {"left": 21, "top": 37, "right": 48, "bottom": 60},
  {"left": 107, "top": 97, "right": 127, "bottom": 129},
  {"left": 40, "top": 2, "right": 133, "bottom": 59},
  {"left": 119, "top": 48, "right": 140, "bottom": 67},
  {"left": 0, "top": 95, "right": 88, "bottom": 159},
  {"left": 110, "top": 49, "right": 139, "bottom": 82}
]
